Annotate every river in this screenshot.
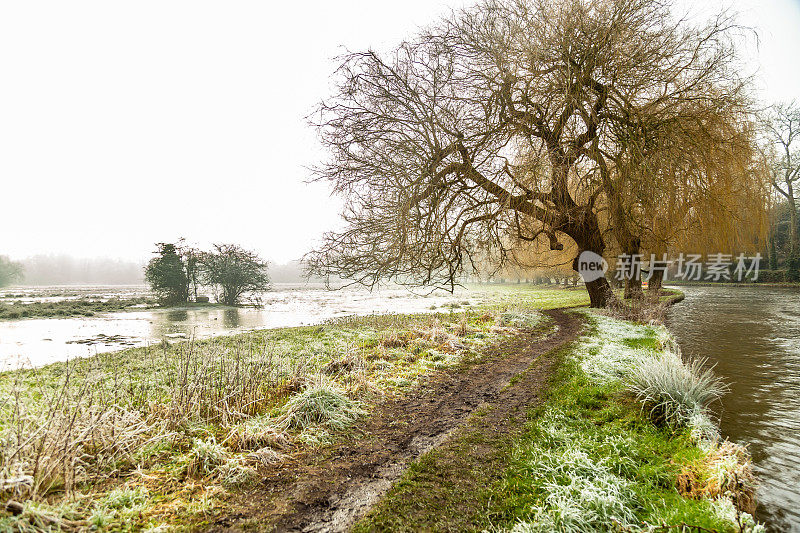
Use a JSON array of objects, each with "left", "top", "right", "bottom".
[{"left": 666, "top": 285, "right": 800, "bottom": 532}]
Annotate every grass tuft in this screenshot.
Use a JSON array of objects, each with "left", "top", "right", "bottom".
[
  {"left": 626, "top": 353, "right": 727, "bottom": 428},
  {"left": 277, "top": 381, "right": 365, "bottom": 432},
  {"left": 186, "top": 437, "right": 229, "bottom": 478},
  {"left": 497, "top": 310, "right": 545, "bottom": 329}
]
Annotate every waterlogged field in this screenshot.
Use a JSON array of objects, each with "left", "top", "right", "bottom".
[
  {"left": 0, "top": 290, "right": 561, "bottom": 531},
  {"left": 0, "top": 283, "right": 589, "bottom": 369}
]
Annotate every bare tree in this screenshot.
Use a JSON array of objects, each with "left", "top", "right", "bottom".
[
  {"left": 308, "top": 0, "right": 749, "bottom": 307},
  {"left": 0, "top": 256, "right": 23, "bottom": 288},
  {"left": 202, "top": 244, "right": 270, "bottom": 306},
  {"left": 762, "top": 101, "right": 800, "bottom": 278}
]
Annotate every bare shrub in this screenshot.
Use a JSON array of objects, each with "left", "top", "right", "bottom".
[{"left": 606, "top": 296, "right": 668, "bottom": 324}]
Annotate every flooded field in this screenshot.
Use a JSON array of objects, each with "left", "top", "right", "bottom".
[
  {"left": 667, "top": 285, "right": 800, "bottom": 532},
  {"left": 0, "top": 283, "right": 568, "bottom": 369}
]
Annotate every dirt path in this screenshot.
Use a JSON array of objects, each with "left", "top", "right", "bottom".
[{"left": 211, "top": 309, "right": 583, "bottom": 532}]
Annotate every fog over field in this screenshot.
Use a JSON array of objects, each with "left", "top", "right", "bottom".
[{"left": 8, "top": 255, "right": 311, "bottom": 286}]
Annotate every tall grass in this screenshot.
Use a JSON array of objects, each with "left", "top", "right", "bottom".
[
  {"left": 0, "top": 307, "right": 512, "bottom": 516},
  {"left": 0, "top": 338, "right": 306, "bottom": 499},
  {"left": 626, "top": 353, "right": 728, "bottom": 429}
]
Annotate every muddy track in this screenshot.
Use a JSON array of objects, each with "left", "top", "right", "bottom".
[{"left": 211, "top": 309, "right": 583, "bottom": 532}]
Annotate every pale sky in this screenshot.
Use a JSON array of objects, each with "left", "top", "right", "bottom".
[{"left": 1, "top": 0, "right": 798, "bottom": 264}]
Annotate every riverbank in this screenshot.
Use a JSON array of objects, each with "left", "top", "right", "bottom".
[
  {"left": 665, "top": 280, "right": 800, "bottom": 289},
  {"left": 0, "top": 289, "right": 759, "bottom": 531},
  {"left": 0, "top": 293, "right": 561, "bottom": 530}
]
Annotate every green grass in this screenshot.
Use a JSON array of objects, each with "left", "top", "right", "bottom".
[
  {"left": 465, "top": 284, "right": 590, "bottom": 310},
  {"left": 354, "top": 312, "right": 753, "bottom": 533}
]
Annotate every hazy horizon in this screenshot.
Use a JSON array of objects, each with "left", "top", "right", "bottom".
[{"left": 0, "top": 253, "right": 316, "bottom": 286}]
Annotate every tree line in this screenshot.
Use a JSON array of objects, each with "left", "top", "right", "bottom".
[{"left": 144, "top": 242, "right": 270, "bottom": 306}]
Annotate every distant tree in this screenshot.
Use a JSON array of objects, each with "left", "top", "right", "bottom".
[
  {"left": 202, "top": 244, "right": 270, "bottom": 306},
  {"left": 144, "top": 243, "right": 188, "bottom": 304},
  {"left": 762, "top": 101, "right": 800, "bottom": 280},
  {"left": 173, "top": 239, "right": 203, "bottom": 302},
  {"left": 0, "top": 256, "right": 23, "bottom": 288},
  {"left": 183, "top": 247, "right": 202, "bottom": 302}
]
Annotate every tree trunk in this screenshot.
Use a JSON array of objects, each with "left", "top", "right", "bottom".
[
  {"left": 585, "top": 276, "right": 613, "bottom": 308},
  {"left": 789, "top": 205, "right": 800, "bottom": 281},
  {"left": 564, "top": 208, "right": 614, "bottom": 308},
  {"left": 648, "top": 268, "right": 664, "bottom": 297},
  {"left": 618, "top": 235, "right": 643, "bottom": 299},
  {"left": 624, "top": 275, "right": 643, "bottom": 299},
  {"left": 768, "top": 232, "right": 777, "bottom": 271}
]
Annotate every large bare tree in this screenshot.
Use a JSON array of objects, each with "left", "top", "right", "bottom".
[{"left": 308, "top": 0, "right": 748, "bottom": 307}]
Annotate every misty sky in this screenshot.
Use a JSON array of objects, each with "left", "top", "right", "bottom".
[{"left": 1, "top": 0, "right": 799, "bottom": 264}]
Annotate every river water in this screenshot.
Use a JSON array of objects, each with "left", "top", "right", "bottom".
[{"left": 666, "top": 285, "right": 800, "bottom": 532}]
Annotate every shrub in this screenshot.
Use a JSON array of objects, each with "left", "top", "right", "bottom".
[{"left": 755, "top": 269, "right": 786, "bottom": 283}]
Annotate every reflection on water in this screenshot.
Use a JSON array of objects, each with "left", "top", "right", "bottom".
[
  {"left": 223, "top": 307, "right": 240, "bottom": 328},
  {"left": 165, "top": 309, "right": 189, "bottom": 322},
  {"left": 0, "top": 284, "right": 479, "bottom": 369},
  {"left": 666, "top": 285, "right": 800, "bottom": 532}
]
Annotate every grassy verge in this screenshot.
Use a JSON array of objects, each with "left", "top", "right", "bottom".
[
  {"left": 355, "top": 311, "right": 761, "bottom": 533},
  {"left": 462, "top": 284, "right": 589, "bottom": 310},
  {"left": 0, "top": 289, "right": 566, "bottom": 531},
  {"left": 0, "top": 298, "right": 155, "bottom": 320}
]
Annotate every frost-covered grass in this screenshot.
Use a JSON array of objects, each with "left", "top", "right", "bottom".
[
  {"left": 574, "top": 312, "right": 662, "bottom": 384},
  {"left": 277, "top": 380, "right": 366, "bottom": 432},
  {"left": 497, "top": 310, "right": 548, "bottom": 330},
  {"left": 507, "top": 414, "right": 639, "bottom": 532},
  {"left": 352, "top": 312, "right": 755, "bottom": 533},
  {"left": 628, "top": 353, "right": 727, "bottom": 429},
  {"left": 574, "top": 311, "right": 726, "bottom": 444},
  {"left": 0, "top": 288, "right": 563, "bottom": 531},
  {"left": 492, "top": 312, "right": 760, "bottom": 533}
]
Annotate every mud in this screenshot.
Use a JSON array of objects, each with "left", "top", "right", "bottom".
[{"left": 211, "top": 308, "right": 583, "bottom": 532}]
